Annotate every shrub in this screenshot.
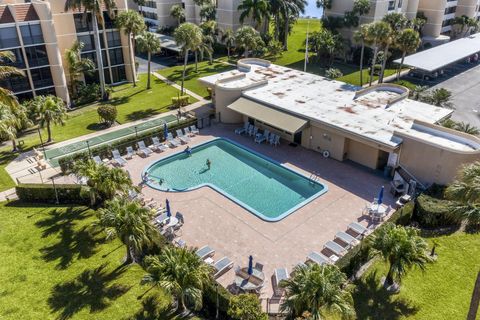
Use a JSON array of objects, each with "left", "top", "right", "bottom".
[
  {"left": 75, "top": 83, "right": 101, "bottom": 105},
  {"left": 202, "top": 281, "right": 231, "bottom": 318},
  {"left": 414, "top": 194, "right": 458, "bottom": 228},
  {"left": 227, "top": 294, "right": 268, "bottom": 320},
  {"left": 97, "top": 105, "right": 117, "bottom": 127},
  {"left": 267, "top": 40, "right": 283, "bottom": 58},
  {"left": 16, "top": 183, "right": 90, "bottom": 204},
  {"left": 389, "top": 201, "right": 414, "bottom": 226},
  {"left": 171, "top": 95, "right": 190, "bottom": 109},
  {"left": 325, "top": 68, "right": 343, "bottom": 79}
]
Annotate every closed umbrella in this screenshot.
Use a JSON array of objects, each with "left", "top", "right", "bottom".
[
  {"left": 166, "top": 199, "right": 171, "bottom": 217},
  {"left": 378, "top": 186, "right": 384, "bottom": 205},
  {"left": 163, "top": 122, "right": 168, "bottom": 140},
  {"left": 248, "top": 255, "right": 253, "bottom": 275}
]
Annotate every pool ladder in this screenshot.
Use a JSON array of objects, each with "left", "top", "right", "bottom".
[{"left": 309, "top": 172, "right": 320, "bottom": 184}]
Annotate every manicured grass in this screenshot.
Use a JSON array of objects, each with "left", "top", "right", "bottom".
[
  {"left": 0, "top": 202, "right": 198, "bottom": 319},
  {"left": 352, "top": 231, "right": 480, "bottom": 319},
  {"left": 0, "top": 151, "right": 17, "bottom": 191},
  {"left": 157, "top": 60, "right": 235, "bottom": 98}
]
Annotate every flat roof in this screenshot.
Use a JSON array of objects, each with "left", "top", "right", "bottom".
[
  {"left": 393, "top": 33, "right": 480, "bottom": 72},
  {"left": 227, "top": 97, "right": 308, "bottom": 133},
  {"left": 200, "top": 62, "right": 455, "bottom": 149},
  {"left": 154, "top": 33, "right": 181, "bottom": 52}
]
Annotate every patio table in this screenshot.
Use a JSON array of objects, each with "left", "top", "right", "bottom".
[
  {"left": 235, "top": 267, "right": 265, "bottom": 292},
  {"left": 370, "top": 204, "right": 386, "bottom": 215}
]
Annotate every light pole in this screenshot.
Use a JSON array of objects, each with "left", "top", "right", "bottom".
[
  {"left": 51, "top": 177, "right": 59, "bottom": 204},
  {"left": 37, "top": 127, "right": 46, "bottom": 159},
  {"left": 134, "top": 126, "right": 138, "bottom": 139},
  {"left": 215, "top": 283, "right": 219, "bottom": 319},
  {"left": 86, "top": 140, "right": 92, "bottom": 157}
]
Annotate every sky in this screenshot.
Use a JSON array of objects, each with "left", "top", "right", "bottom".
[{"left": 301, "top": 0, "right": 323, "bottom": 18}]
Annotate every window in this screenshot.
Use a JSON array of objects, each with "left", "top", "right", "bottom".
[
  {"left": 81, "top": 52, "right": 97, "bottom": 68},
  {"left": 106, "top": 31, "right": 122, "bottom": 47},
  {"left": 35, "top": 87, "right": 56, "bottom": 96},
  {"left": 397, "top": 0, "right": 402, "bottom": 8},
  {"left": 111, "top": 66, "right": 126, "bottom": 83},
  {"left": 388, "top": 1, "right": 395, "bottom": 10},
  {"left": 142, "top": 11, "right": 158, "bottom": 20},
  {"left": 15, "top": 91, "right": 34, "bottom": 102},
  {"left": 24, "top": 45, "right": 49, "bottom": 67},
  {"left": 102, "top": 11, "right": 116, "bottom": 29},
  {"left": 74, "top": 13, "right": 93, "bottom": 33},
  {"left": 30, "top": 67, "right": 53, "bottom": 88},
  {"left": 20, "top": 23, "right": 44, "bottom": 45},
  {"left": 0, "top": 49, "right": 25, "bottom": 68},
  {"left": 444, "top": 6, "right": 456, "bottom": 15},
  {"left": 109, "top": 48, "right": 124, "bottom": 65},
  {"left": 0, "top": 26, "right": 20, "bottom": 49},
  {"left": 442, "top": 19, "right": 454, "bottom": 27},
  {"left": 0, "top": 74, "right": 31, "bottom": 92},
  {"left": 104, "top": 68, "right": 112, "bottom": 84},
  {"left": 78, "top": 34, "right": 96, "bottom": 51},
  {"left": 145, "top": 1, "right": 157, "bottom": 8}
]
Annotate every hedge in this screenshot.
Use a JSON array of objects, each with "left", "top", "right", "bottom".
[
  {"left": 58, "top": 117, "right": 197, "bottom": 173},
  {"left": 16, "top": 183, "right": 90, "bottom": 204},
  {"left": 171, "top": 96, "right": 190, "bottom": 108},
  {"left": 414, "top": 194, "right": 458, "bottom": 228},
  {"left": 202, "top": 280, "right": 231, "bottom": 318}
]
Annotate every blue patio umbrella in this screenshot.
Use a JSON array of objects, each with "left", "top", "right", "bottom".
[
  {"left": 166, "top": 199, "right": 171, "bottom": 217},
  {"left": 248, "top": 255, "right": 253, "bottom": 275},
  {"left": 163, "top": 122, "right": 168, "bottom": 140},
  {"left": 378, "top": 186, "right": 384, "bottom": 205}
]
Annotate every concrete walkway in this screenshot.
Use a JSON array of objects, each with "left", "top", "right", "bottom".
[
  {"left": 0, "top": 188, "right": 17, "bottom": 202},
  {"left": 152, "top": 71, "right": 206, "bottom": 102}
]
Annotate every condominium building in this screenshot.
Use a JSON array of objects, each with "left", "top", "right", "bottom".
[
  {"left": 325, "top": 0, "right": 480, "bottom": 43},
  {"left": 0, "top": 0, "right": 134, "bottom": 104}
]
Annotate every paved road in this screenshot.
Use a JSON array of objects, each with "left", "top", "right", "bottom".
[
  {"left": 431, "top": 64, "right": 480, "bottom": 128},
  {"left": 135, "top": 53, "right": 177, "bottom": 73}
]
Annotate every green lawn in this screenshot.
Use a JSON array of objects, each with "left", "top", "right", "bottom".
[
  {"left": 353, "top": 231, "right": 480, "bottom": 319},
  {"left": 157, "top": 60, "right": 235, "bottom": 98},
  {"left": 0, "top": 202, "right": 199, "bottom": 319}
]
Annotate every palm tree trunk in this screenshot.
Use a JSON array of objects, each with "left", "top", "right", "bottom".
[
  {"left": 46, "top": 121, "right": 52, "bottom": 143},
  {"left": 397, "top": 52, "right": 406, "bottom": 81},
  {"left": 244, "top": 46, "right": 249, "bottom": 58},
  {"left": 359, "top": 43, "right": 365, "bottom": 86},
  {"left": 385, "top": 264, "right": 395, "bottom": 286},
  {"left": 125, "top": 242, "right": 134, "bottom": 264},
  {"left": 90, "top": 189, "right": 96, "bottom": 206},
  {"left": 178, "top": 294, "right": 186, "bottom": 312},
  {"left": 369, "top": 45, "right": 378, "bottom": 86},
  {"left": 147, "top": 51, "right": 151, "bottom": 89},
  {"left": 227, "top": 46, "right": 230, "bottom": 58},
  {"left": 128, "top": 32, "right": 136, "bottom": 87},
  {"left": 11, "top": 139, "right": 17, "bottom": 152},
  {"left": 284, "top": 14, "right": 289, "bottom": 51},
  {"left": 181, "top": 49, "right": 189, "bottom": 95},
  {"left": 274, "top": 14, "right": 279, "bottom": 41},
  {"left": 92, "top": 13, "right": 107, "bottom": 100},
  {"left": 379, "top": 43, "right": 390, "bottom": 83},
  {"left": 194, "top": 51, "right": 198, "bottom": 72}
]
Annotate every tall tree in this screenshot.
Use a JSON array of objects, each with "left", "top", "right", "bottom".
[
  {"left": 316, "top": 0, "right": 332, "bottom": 19},
  {"left": 116, "top": 10, "right": 146, "bottom": 88},
  {"left": 174, "top": 22, "right": 204, "bottom": 94},
  {"left": 65, "top": 0, "right": 117, "bottom": 100},
  {"left": 98, "top": 197, "right": 157, "bottom": 264},
  {"left": 142, "top": 247, "right": 212, "bottom": 313},
  {"left": 136, "top": 31, "right": 161, "bottom": 90},
  {"left": 170, "top": 4, "right": 185, "bottom": 26},
  {"left": 0, "top": 51, "right": 24, "bottom": 108},
  {"left": 28, "top": 95, "right": 67, "bottom": 143},
  {"left": 280, "top": 263, "right": 354, "bottom": 319},
  {"left": 281, "top": 0, "right": 307, "bottom": 50},
  {"left": 395, "top": 28, "right": 421, "bottom": 80},
  {"left": 366, "top": 21, "right": 392, "bottom": 86},
  {"left": 369, "top": 223, "right": 432, "bottom": 287},
  {"left": 235, "top": 26, "right": 264, "bottom": 58},
  {"left": 0, "top": 103, "right": 29, "bottom": 151},
  {"left": 426, "top": 88, "right": 453, "bottom": 108},
  {"left": 65, "top": 41, "right": 95, "bottom": 98},
  {"left": 446, "top": 161, "right": 480, "bottom": 225},
  {"left": 238, "top": 0, "right": 269, "bottom": 30},
  {"left": 221, "top": 28, "right": 236, "bottom": 58},
  {"left": 454, "top": 122, "right": 480, "bottom": 135},
  {"left": 353, "top": 24, "right": 370, "bottom": 86}
]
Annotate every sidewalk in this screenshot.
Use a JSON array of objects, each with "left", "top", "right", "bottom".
[{"left": 0, "top": 188, "right": 17, "bottom": 202}]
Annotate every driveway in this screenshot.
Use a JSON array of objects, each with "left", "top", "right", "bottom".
[{"left": 135, "top": 53, "right": 177, "bottom": 73}]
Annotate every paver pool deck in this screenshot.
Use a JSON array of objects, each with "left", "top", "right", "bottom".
[{"left": 124, "top": 124, "right": 395, "bottom": 305}]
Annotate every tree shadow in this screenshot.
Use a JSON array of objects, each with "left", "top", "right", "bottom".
[
  {"left": 48, "top": 264, "right": 130, "bottom": 320},
  {"left": 86, "top": 123, "right": 109, "bottom": 131},
  {"left": 352, "top": 271, "right": 419, "bottom": 320},
  {"left": 35, "top": 207, "right": 100, "bottom": 269},
  {"left": 125, "top": 109, "right": 162, "bottom": 122},
  {"left": 125, "top": 294, "right": 194, "bottom": 320}
]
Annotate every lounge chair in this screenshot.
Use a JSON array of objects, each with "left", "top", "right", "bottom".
[
  {"left": 33, "top": 147, "right": 44, "bottom": 160},
  {"left": 249, "top": 126, "right": 258, "bottom": 137},
  {"left": 268, "top": 133, "right": 276, "bottom": 145},
  {"left": 335, "top": 231, "right": 358, "bottom": 248},
  {"left": 175, "top": 239, "right": 186, "bottom": 248},
  {"left": 348, "top": 222, "right": 368, "bottom": 239},
  {"left": 324, "top": 241, "right": 347, "bottom": 257},
  {"left": 213, "top": 257, "right": 234, "bottom": 279},
  {"left": 128, "top": 189, "right": 143, "bottom": 201},
  {"left": 137, "top": 141, "right": 153, "bottom": 157},
  {"left": 150, "top": 137, "right": 168, "bottom": 152},
  {"left": 255, "top": 129, "right": 270, "bottom": 144},
  {"left": 235, "top": 122, "right": 250, "bottom": 135},
  {"left": 196, "top": 245, "right": 215, "bottom": 260},
  {"left": 190, "top": 125, "right": 199, "bottom": 135},
  {"left": 176, "top": 129, "right": 190, "bottom": 144},
  {"left": 184, "top": 127, "right": 194, "bottom": 137},
  {"left": 126, "top": 146, "right": 135, "bottom": 159},
  {"left": 92, "top": 155, "right": 103, "bottom": 165},
  {"left": 273, "top": 135, "right": 280, "bottom": 146},
  {"left": 273, "top": 268, "right": 289, "bottom": 296},
  {"left": 112, "top": 149, "right": 127, "bottom": 166},
  {"left": 307, "top": 251, "right": 330, "bottom": 265},
  {"left": 167, "top": 133, "right": 180, "bottom": 147}
]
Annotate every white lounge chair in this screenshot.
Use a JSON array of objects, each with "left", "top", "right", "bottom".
[
  {"left": 184, "top": 127, "right": 194, "bottom": 137},
  {"left": 176, "top": 129, "right": 190, "bottom": 144},
  {"left": 92, "top": 155, "right": 103, "bottom": 165},
  {"left": 125, "top": 146, "right": 135, "bottom": 159},
  {"left": 213, "top": 257, "right": 234, "bottom": 279},
  {"left": 137, "top": 141, "right": 153, "bottom": 157},
  {"left": 190, "top": 125, "right": 199, "bottom": 135},
  {"left": 324, "top": 241, "right": 347, "bottom": 257},
  {"left": 273, "top": 268, "right": 289, "bottom": 296},
  {"left": 196, "top": 245, "right": 215, "bottom": 260},
  {"left": 255, "top": 129, "right": 270, "bottom": 144},
  {"left": 112, "top": 149, "right": 127, "bottom": 166},
  {"left": 167, "top": 132, "right": 180, "bottom": 147},
  {"left": 235, "top": 122, "right": 249, "bottom": 135},
  {"left": 335, "top": 231, "right": 358, "bottom": 248},
  {"left": 273, "top": 134, "right": 280, "bottom": 146},
  {"left": 268, "top": 133, "right": 276, "bottom": 145},
  {"left": 307, "top": 251, "right": 330, "bottom": 265},
  {"left": 348, "top": 222, "right": 368, "bottom": 239},
  {"left": 150, "top": 137, "right": 168, "bottom": 152}
]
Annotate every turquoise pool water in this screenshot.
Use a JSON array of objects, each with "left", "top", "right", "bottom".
[{"left": 144, "top": 139, "right": 327, "bottom": 221}]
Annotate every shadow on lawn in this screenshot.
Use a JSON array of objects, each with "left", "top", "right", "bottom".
[
  {"left": 48, "top": 264, "right": 130, "bottom": 320},
  {"left": 125, "top": 108, "right": 163, "bottom": 122},
  {"left": 352, "top": 271, "right": 419, "bottom": 319},
  {"left": 126, "top": 294, "right": 193, "bottom": 320},
  {"left": 35, "top": 207, "right": 100, "bottom": 269}
]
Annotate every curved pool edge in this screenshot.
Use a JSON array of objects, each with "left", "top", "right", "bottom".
[{"left": 142, "top": 137, "right": 329, "bottom": 222}]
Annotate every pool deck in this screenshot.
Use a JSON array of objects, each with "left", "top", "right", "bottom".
[{"left": 124, "top": 123, "right": 395, "bottom": 308}]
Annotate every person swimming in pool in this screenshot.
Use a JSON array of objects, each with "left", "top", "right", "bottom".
[
  {"left": 206, "top": 158, "right": 211, "bottom": 170},
  {"left": 185, "top": 146, "right": 192, "bottom": 156}
]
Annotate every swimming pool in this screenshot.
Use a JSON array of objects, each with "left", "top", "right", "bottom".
[{"left": 144, "top": 139, "right": 327, "bottom": 221}]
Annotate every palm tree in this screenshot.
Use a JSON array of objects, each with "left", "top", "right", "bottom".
[
  {"left": 455, "top": 122, "right": 480, "bottom": 135},
  {"left": 427, "top": 88, "right": 453, "bottom": 108},
  {"left": 221, "top": 28, "right": 235, "bottom": 58},
  {"left": 29, "top": 95, "right": 67, "bottom": 143},
  {"left": 238, "top": 0, "right": 269, "bottom": 31},
  {"left": 353, "top": 24, "right": 369, "bottom": 86},
  {"left": 133, "top": 0, "right": 146, "bottom": 16},
  {"left": 366, "top": 21, "right": 392, "bottom": 86},
  {"left": 316, "top": 0, "right": 332, "bottom": 19},
  {"left": 410, "top": 85, "right": 429, "bottom": 100},
  {"left": 0, "top": 51, "right": 24, "bottom": 108},
  {"left": 395, "top": 28, "right": 420, "bottom": 80},
  {"left": 65, "top": 41, "right": 95, "bottom": 98},
  {"left": 136, "top": 31, "right": 161, "bottom": 90},
  {"left": 170, "top": 4, "right": 185, "bottom": 26},
  {"left": 142, "top": 247, "right": 212, "bottom": 313},
  {"left": 446, "top": 162, "right": 480, "bottom": 225},
  {"left": 116, "top": 10, "right": 145, "bottom": 88},
  {"left": 235, "top": 25, "right": 264, "bottom": 58},
  {"left": 369, "top": 222, "right": 432, "bottom": 288},
  {"left": 0, "top": 103, "right": 29, "bottom": 151},
  {"left": 281, "top": 0, "right": 307, "bottom": 50},
  {"left": 98, "top": 197, "right": 157, "bottom": 264},
  {"left": 174, "top": 22, "right": 203, "bottom": 94},
  {"left": 65, "top": 0, "right": 117, "bottom": 100},
  {"left": 73, "top": 159, "right": 133, "bottom": 205},
  {"left": 280, "top": 263, "right": 354, "bottom": 319}
]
